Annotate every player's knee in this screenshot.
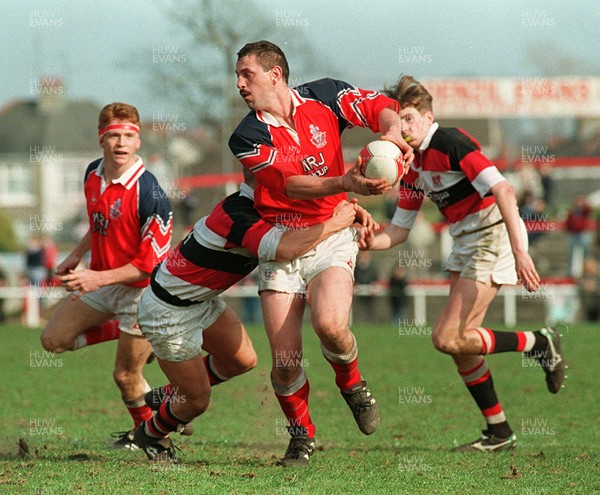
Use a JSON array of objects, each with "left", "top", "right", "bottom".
[
  {"left": 432, "top": 334, "right": 460, "bottom": 355},
  {"left": 186, "top": 392, "right": 211, "bottom": 416},
  {"left": 314, "top": 320, "right": 348, "bottom": 346},
  {"left": 241, "top": 348, "right": 258, "bottom": 373},
  {"left": 112, "top": 368, "right": 138, "bottom": 391},
  {"left": 215, "top": 342, "right": 258, "bottom": 378},
  {"left": 40, "top": 332, "right": 66, "bottom": 353}
]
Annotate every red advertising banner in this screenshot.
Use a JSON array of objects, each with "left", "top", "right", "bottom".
[{"left": 421, "top": 77, "right": 600, "bottom": 118}]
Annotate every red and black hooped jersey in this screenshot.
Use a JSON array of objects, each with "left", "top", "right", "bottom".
[
  {"left": 229, "top": 78, "right": 399, "bottom": 227},
  {"left": 151, "top": 183, "right": 282, "bottom": 306},
  {"left": 84, "top": 157, "right": 172, "bottom": 288},
  {"left": 392, "top": 124, "right": 506, "bottom": 237}
]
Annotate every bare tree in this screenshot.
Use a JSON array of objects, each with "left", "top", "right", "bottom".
[{"left": 149, "top": 0, "right": 328, "bottom": 129}]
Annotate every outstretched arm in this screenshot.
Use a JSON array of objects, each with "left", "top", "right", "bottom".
[
  {"left": 358, "top": 223, "right": 410, "bottom": 251},
  {"left": 490, "top": 180, "right": 540, "bottom": 292},
  {"left": 286, "top": 156, "right": 391, "bottom": 199},
  {"left": 275, "top": 200, "right": 358, "bottom": 261}
]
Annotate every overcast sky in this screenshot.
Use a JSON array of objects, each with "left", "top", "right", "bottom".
[{"left": 1, "top": 0, "right": 599, "bottom": 120}]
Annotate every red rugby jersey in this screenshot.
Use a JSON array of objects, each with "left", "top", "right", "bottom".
[
  {"left": 151, "top": 183, "right": 282, "bottom": 305},
  {"left": 84, "top": 157, "right": 172, "bottom": 288},
  {"left": 392, "top": 124, "right": 506, "bottom": 237},
  {"left": 229, "top": 78, "right": 399, "bottom": 227}
]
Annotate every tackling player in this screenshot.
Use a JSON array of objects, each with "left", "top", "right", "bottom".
[
  {"left": 133, "top": 170, "right": 369, "bottom": 462},
  {"left": 40, "top": 103, "right": 172, "bottom": 449},
  {"left": 363, "top": 75, "right": 566, "bottom": 451},
  {"left": 228, "top": 40, "right": 413, "bottom": 466}
]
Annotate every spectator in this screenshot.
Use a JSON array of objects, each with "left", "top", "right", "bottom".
[
  {"left": 388, "top": 265, "right": 408, "bottom": 324},
  {"left": 353, "top": 251, "right": 379, "bottom": 320},
  {"left": 41, "top": 235, "right": 59, "bottom": 284},
  {"left": 578, "top": 256, "right": 600, "bottom": 321},
  {"left": 25, "top": 236, "right": 45, "bottom": 286},
  {"left": 566, "top": 195, "right": 593, "bottom": 277},
  {"left": 539, "top": 163, "right": 555, "bottom": 209},
  {"left": 519, "top": 191, "right": 547, "bottom": 246},
  {"left": 513, "top": 161, "right": 544, "bottom": 205}
]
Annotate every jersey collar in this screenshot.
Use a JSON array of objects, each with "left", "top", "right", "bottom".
[
  {"left": 95, "top": 156, "right": 145, "bottom": 190},
  {"left": 256, "top": 87, "right": 304, "bottom": 128},
  {"left": 418, "top": 122, "right": 439, "bottom": 152}
]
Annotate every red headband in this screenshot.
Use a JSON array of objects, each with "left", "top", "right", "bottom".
[{"left": 98, "top": 123, "right": 140, "bottom": 139}]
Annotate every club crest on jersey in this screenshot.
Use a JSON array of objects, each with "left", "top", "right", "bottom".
[
  {"left": 90, "top": 193, "right": 97, "bottom": 205},
  {"left": 432, "top": 174, "right": 443, "bottom": 188},
  {"left": 109, "top": 198, "right": 123, "bottom": 220},
  {"left": 309, "top": 124, "right": 327, "bottom": 148}
]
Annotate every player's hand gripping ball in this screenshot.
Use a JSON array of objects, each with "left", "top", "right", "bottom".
[{"left": 359, "top": 140, "right": 406, "bottom": 186}]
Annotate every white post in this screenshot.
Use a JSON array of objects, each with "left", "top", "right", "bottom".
[
  {"left": 503, "top": 287, "right": 517, "bottom": 328},
  {"left": 26, "top": 287, "right": 41, "bottom": 327},
  {"left": 413, "top": 289, "right": 427, "bottom": 325}
]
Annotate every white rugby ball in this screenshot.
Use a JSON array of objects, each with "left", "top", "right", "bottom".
[{"left": 359, "top": 140, "right": 405, "bottom": 186}]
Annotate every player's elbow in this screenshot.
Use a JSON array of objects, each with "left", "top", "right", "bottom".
[{"left": 491, "top": 179, "right": 515, "bottom": 199}]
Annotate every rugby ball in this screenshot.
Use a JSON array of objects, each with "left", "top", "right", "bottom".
[{"left": 359, "top": 140, "right": 405, "bottom": 186}]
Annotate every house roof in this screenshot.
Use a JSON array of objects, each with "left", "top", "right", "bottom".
[{"left": 0, "top": 98, "right": 101, "bottom": 154}]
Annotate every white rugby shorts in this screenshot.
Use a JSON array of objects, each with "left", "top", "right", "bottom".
[
  {"left": 258, "top": 226, "right": 358, "bottom": 294},
  {"left": 445, "top": 219, "right": 528, "bottom": 285},
  {"left": 79, "top": 284, "right": 144, "bottom": 336},
  {"left": 136, "top": 287, "right": 226, "bottom": 362}
]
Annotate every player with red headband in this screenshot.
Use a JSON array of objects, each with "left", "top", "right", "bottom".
[{"left": 41, "top": 102, "right": 173, "bottom": 450}]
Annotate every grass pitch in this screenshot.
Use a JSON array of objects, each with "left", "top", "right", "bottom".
[{"left": 0, "top": 321, "right": 597, "bottom": 494}]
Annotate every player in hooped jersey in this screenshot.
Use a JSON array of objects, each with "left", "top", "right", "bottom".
[
  {"left": 131, "top": 170, "right": 369, "bottom": 462},
  {"left": 363, "top": 75, "right": 566, "bottom": 451},
  {"left": 229, "top": 41, "right": 414, "bottom": 466},
  {"left": 41, "top": 103, "right": 172, "bottom": 449}
]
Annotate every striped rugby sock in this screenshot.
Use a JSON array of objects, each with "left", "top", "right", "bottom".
[
  {"left": 459, "top": 358, "right": 512, "bottom": 439},
  {"left": 73, "top": 320, "right": 121, "bottom": 349},
  {"left": 272, "top": 368, "right": 315, "bottom": 439},
  {"left": 124, "top": 379, "right": 153, "bottom": 428},
  {"left": 145, "top": 395, "right": 189, "bottom": 439},
  {"left": 473, "top": 327, "right": 548, "bottom": 354},
  {"left": 204, "top": 354, "right": 229, "bottom": 386},
  {"left": 321, "top": 334, "right": 361, "bottom": 391}
]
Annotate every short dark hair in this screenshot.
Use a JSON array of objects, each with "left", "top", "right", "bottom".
[
  {"left": 237, "top": 40, "right": 289, "bottom": 83},
  {"left": 383, "top": 75, "right": 433, "bottom": 113}
]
